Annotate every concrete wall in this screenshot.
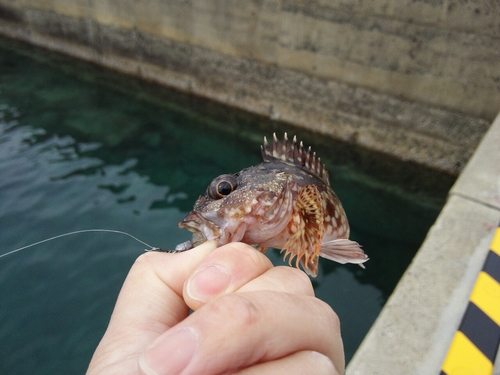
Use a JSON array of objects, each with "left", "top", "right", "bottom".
[{"left": 0, "top": 0, "right": 497, "bottom": 173}]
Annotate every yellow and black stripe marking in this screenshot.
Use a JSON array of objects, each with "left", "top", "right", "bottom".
[{"left": 441, "top": 223, "right": 500, "bottom": 375}]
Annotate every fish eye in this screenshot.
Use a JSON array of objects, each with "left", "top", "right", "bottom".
[{"left": 208, "top": 174, "right": 237, "bottom": 199}]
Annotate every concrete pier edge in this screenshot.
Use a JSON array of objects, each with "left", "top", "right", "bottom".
[{"left": 347, "top": 112, "right": 500, "bottom": 374}]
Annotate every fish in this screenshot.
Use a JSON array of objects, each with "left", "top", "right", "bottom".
[{"left": 175, "top": 133, "right": 368, "bottom": 276}]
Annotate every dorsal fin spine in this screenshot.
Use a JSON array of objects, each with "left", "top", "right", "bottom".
[{"left": 261, "top": 133, "right": 330, "bottom": 186}]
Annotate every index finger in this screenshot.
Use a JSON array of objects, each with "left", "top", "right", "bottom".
[
  {"left": 87, "top": 241, "right": 216, "bottom": 374},
  {"left": 110, "top": 241, "right": 217, "bottom": 332}
]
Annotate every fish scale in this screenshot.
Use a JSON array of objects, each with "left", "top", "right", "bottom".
[{"left": 176, "top": 133, "right": 368, "bottom": 277}]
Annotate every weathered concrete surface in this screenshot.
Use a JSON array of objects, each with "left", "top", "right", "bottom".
[
  {"left": 278, "top": 1, "right": 500, "bottom": 120},
  {"left": 4, "top": 0, "right": 499, "bottom": 118},
  {"left": 0, "top": 0, "right": 495, "bottom": 174},
  {"left": 451, "top": 111, "right": 500, "bottom": 210},
  {"left": 347, "top": 111, "right": 500, "bottom": 373}
]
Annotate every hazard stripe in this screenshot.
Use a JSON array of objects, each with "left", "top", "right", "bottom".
[
  {"left": 491, "top": 228, "right": 500, "bottom": 256},
  {"left": 470, "top": 271, "right": 500, "bottom": 326},
  {"left": 441, "top": 225, "right": 500, "bottom": 375},
  {"left": 441, "top": 331, "right": 493, "bottom": 375},
  {"left": 483, "top": 251, "right": 500, "bottom": 284},
  {"left": 460, "top": 303, "right": 500, "bottom": 362}
]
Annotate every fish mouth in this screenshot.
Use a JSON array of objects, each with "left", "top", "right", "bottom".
[{"left": 178, "top": 211, "right": 223, "bottom": 247}]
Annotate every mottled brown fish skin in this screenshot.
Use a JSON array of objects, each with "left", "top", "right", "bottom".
[{"left": 177, "top": 133, "right": 368, "bottom": 276}]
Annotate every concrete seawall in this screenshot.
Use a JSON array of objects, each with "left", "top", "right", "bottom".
[
  {"left": 0, "top": 0, "right": 497, "bottom": 174},
  {"left": 348, "top": 109, "right": 500, "bottom": 374}
]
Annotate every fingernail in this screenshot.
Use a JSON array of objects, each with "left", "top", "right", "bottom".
[
  {"left": 185, "top": 264, "right": 231, "bottom": 303},
  {"left": 139, "top": 327, "right": 198, "bottom": 375}
]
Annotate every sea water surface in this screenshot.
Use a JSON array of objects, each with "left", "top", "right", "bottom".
[{"left": 0, "top": 38, "right": 452, "bottom": 374}]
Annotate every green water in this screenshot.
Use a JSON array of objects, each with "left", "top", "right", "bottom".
[{"left": 0, "top": 37, "right": 453, "bottom": 373}]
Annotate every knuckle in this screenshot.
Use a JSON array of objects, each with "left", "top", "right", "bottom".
[
  {"left": 273, "top": 266, "right": 315, "bottom": 295},
  {"left": 131, "top": 252, "right": 157, "bottom": 273},
  {"left": 130, "top": 252, "right": 169, "bottom": 284},
  {"left": 221, "top": 242, "right": 270, "bottom": 267},
  {"left": 205, "top": 293, "right": 261, "bottom": 328},
  {"left": 318, "top": 299, "right": 340, "bottom": 332},
  {"left": 289, "top": 267, "right": 315, "bottom": 294},
  {"left": 305, "top": 351, "right": 339, "bottom": 375}
]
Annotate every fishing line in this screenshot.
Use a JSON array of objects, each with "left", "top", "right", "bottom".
[{"left": 0, "top": 229, "right": 172, "bottom": 259}]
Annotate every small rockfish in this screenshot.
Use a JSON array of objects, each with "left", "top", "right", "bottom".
[{"left": 176, "top": 133, "right": 368, "bottom": 276}]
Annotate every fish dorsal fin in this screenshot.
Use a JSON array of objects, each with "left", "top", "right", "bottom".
[{"left": 261, "top": 133, "right": 330, "bottom": 186}]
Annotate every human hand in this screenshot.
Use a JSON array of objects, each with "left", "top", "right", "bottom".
[{"left": 86, "top": 241, "right": 344, "bottom": 375}]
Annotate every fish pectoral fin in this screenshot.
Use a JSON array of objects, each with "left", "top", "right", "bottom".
[
  {"left": 320, "top": 239, "right": 368, "bottom": 268},
  {"left": 281, "top": 184, "right": 324, "bottom": 277}
]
